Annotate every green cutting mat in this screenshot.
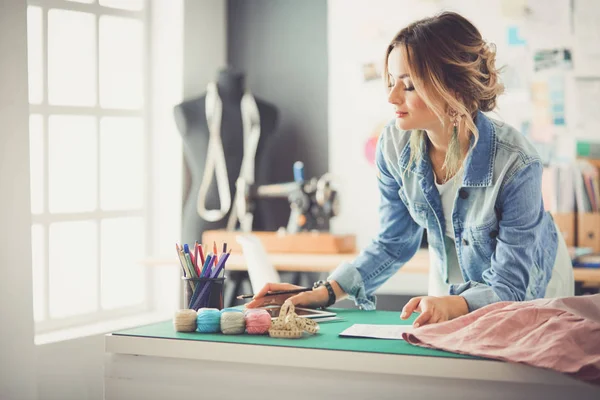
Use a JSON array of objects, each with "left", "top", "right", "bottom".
[{"left": 114, "top": 308, "right": 475, "bottom": 360}]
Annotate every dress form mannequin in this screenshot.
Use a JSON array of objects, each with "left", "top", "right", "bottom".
[{"left": 174, "top": 68, "right": 280, "bottom": 244}]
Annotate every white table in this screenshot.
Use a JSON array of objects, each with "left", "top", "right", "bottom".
[{"left": 104, "top": 333, "right": 599, "bottom": 400}]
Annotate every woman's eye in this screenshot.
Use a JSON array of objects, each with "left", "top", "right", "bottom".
[{"left": 405, "top": 86, "right": 415, "bottom": 91}]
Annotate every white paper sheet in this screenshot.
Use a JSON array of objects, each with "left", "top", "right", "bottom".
[
  {"left": 339, "top": 324, "right": 413, "bottom": 340},
  {"left": 574, "top": 0, "right": 600, "bottom": 77},
  {"left": 575, "top": 79, "right": 600, "bottom": 129},
  {"left": 524, "top": 0, "right": 571, "bottom": 49}
]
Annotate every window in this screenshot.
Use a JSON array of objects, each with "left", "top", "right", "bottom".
[{"left": 27, "top": 0, "right": 151, "bottom": 332}]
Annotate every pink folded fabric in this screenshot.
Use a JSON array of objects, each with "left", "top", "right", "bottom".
[{"left": 403, "top": 294, "right": 600, "bottom": 383}]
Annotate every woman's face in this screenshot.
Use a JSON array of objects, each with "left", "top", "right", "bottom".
[{"left": 387, "top": 47, "right": 440, "bottom": 132}]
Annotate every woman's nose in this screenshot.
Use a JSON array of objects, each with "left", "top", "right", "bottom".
[{"left": 387, "top": 85, "right": 404, "bottom": 105}]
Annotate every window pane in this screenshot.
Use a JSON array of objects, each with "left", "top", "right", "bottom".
[
  {"left": 100, "top": 0, "right": 144, "bottom": 11},
  {"left": 48, "top": 116, "right": 97, "bottom": 213},
  {"left": 99, "top": 16, "right": 143, "bottom": 109},
  {"left": 49, "top": 220, "right": 98, "bottom": 318},
  {"left": 100, "top": 117, "right": 144, "bottom": 210},
  {"left": 27, "top": 6, "right": 43, "bottom": 104},
  {"left": 48, "top": 10, "right": 96, "bottom": 106},
  {"left": 101, "top": 217, "right": 145, "bottom": 309},
  {"left": 29, "top": 115, "right": 44, "bottom": 214},
  {"left": 31, "top": 224, "right": 46, "bottom": 322}
]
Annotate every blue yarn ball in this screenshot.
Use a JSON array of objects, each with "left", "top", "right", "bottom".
[{"left": 196, "top": 308, "right": 221, "bottom": 333}]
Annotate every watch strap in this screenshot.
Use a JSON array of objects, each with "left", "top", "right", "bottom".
[{"left": 313, "top": 280, "right": 336, "bottom": 308}]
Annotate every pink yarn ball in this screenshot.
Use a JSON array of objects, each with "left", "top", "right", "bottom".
[{"left": 244, "top": 309, "right": 271, "bottom": 335}]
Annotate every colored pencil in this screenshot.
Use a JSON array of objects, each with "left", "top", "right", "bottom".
[
  {"left": 213, "top": 241, "right": 218, "bottom": 266},
  {"left": 175, "top": 244, "right": 187, "bottom": 277},
  {"left": 198, "top": 243, "right": 206, "bottom": 266},
  {"left": 201, "top": 254, "right": 213, "bottom": 278},
  {"left": 194, "top": 241, "right": 200, "bottom": 273}
]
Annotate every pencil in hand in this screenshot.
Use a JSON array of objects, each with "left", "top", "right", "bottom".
[{"left": 236, "top": 287, "right": 312, "bottom": 300}]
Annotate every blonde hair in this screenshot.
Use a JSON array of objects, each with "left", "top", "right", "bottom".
[{"left": 384, "top": 12, "right": 504, "bottom": 181}]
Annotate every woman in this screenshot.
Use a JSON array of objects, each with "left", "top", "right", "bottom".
[{"left": 246, "top": 12, "right": 574, "bottom": 327}]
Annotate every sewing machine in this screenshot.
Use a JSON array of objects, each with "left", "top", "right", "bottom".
[{"left": 233, "top": 161, "right": 340, "bottom": 234}]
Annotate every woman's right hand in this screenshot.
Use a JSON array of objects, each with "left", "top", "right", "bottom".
[{"left": 244, "top": 282, "right": 329, "bottom": 309}]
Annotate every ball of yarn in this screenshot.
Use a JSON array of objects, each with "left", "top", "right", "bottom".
[
  {"left": 244, "top": 309, "right": 271, "bottom": 335},
  {"left": 220, "top": 307, "right": 243, "bottom": 313},
  {"left": 220, "top": 310, "right": 246, "bottom": 335},
  {"left": 196, "top": 308, "right": 221, "bottom": 333},
  {"left": 173, "top": 309, "right": 197, "bottom": 332}
]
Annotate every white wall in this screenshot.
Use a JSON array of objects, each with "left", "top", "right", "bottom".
[
  {"left": 0, "top": 0, "right": 37, "bottom": 399},
  {"left": 183, "top": 0, "right": 227, "bottom": 99},
  {"left": 36, "top": 336, "right": 104, "bottom": 400}
]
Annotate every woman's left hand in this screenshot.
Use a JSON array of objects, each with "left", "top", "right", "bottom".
[{"left": 400, "top": 295, "right": 469, "bottom": 328}]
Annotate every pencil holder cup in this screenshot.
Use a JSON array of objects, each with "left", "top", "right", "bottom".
[{"left": 182, "top": 277, "right": 226, "bottom": 311}]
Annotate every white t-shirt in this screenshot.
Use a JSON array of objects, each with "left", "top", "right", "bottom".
[
  {"left": 428, "top": 170, "right": 465, "bottom": 296},
  {"left": 434, "top": 171, "right": 462, "bottom": 238}
]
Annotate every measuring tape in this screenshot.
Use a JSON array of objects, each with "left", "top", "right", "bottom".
[
  {"left": 197, "top": 82, "right": 261, "bottom": 225},
  {"left": 268, "top": 301, "right": 319, "bottom": 339}
]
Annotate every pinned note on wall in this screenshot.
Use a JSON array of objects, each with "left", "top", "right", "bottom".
[
  {"left": 501, "top": 0, "right": 528, "bottom": 19},
  {"left": 574, "top": 0, "right": 600, "bottom": 77},
  {"left": 530, "top": 81, "right": 553, "bottom": 143},
  {"left": 507, "top": 26, "right": 527, "bottom": 46},
  {"left": 526, "top": 0, "right": 571, "bottom": 48},
  {"left": 575, "top": 79, "right": 600, "bottom": 131}
]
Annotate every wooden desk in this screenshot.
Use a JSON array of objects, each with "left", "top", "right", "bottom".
[
  {"left": 574, "top": 268, "right": 600, "bottom": 284},
  {"left": 144, "top": 248, "right": 600, "bottom": 284}
]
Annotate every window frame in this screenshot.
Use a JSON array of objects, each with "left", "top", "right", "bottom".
[{"left": 27, "top": 0, "right": 154, "bottom": 334}]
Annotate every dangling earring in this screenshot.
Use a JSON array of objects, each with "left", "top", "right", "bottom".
[
  {"left": 448, "top": 109, "right": 460, "bottom": 140},
  {"left": 444, "top": 109, "right": 462, "bottom": 181}
]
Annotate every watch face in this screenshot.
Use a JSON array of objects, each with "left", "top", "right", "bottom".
[{"left": 313, "top": 280, "right": 326, "bottom": 289}]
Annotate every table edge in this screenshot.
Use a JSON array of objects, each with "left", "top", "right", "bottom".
[{"left": 104, "top": 333, "right": 586, "bottom": 388}]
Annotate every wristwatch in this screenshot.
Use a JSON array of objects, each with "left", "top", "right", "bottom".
[{"left": 313, "top": 280, "right": 336, "bottom": 309}]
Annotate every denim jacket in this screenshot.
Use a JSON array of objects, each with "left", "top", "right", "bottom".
[{"left": 329, "top": 111, "right": 558, "bottom": 311}]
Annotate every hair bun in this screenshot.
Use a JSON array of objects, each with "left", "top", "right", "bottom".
[{"left": 477, "top": 42, "right": 504, "bottom": 112}]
